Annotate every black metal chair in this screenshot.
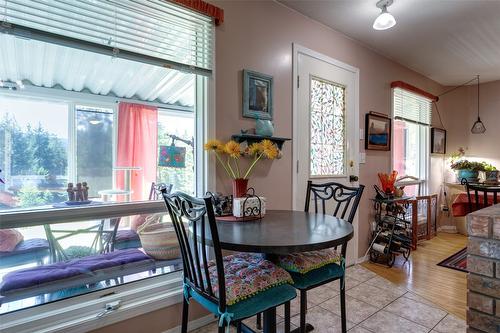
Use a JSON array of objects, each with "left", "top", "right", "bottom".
[
  {"left": 259, "top": 181, "right": 364, "bottom": 333},
  {"left": 462, "top": 178, "right": 499, "bottom": 213},
  {"left": 162, "top": 190, "right": 296, "bottom": 333}
]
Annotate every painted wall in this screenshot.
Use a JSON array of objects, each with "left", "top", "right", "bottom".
[
  {"left": 439, "top": 80, "right": 500, "bottom": 175},
  {"left": 212, "top": 0, "right": 444, "bottom": 257}
]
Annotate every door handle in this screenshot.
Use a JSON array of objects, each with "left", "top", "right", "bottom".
[{"left": 349, "top": 175, "right": 359, "bottom": 182}]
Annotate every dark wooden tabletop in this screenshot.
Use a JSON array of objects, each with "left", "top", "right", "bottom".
[{"left": 196, "top": 210, "right": 354, "bottom": 255}]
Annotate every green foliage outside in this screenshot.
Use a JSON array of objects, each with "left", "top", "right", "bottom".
[{"left": 157, "top": 123, "right": 195, "bottom": 194}]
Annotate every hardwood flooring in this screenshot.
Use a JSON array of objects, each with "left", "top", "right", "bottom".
[{"left": 362, "top": 232, "right": 468, "bottom": 320}]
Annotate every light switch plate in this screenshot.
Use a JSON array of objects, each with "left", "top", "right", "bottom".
[
  {"left": 360, "top": 128, "right": 364, "bottom": 140},
  {"left": 360, "top": 152, "right": 366, "bottom": 164}
]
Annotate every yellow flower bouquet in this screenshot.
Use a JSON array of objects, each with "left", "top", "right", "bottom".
[{"left": 204, "top": 139, "right": 280, "bottom": 197}]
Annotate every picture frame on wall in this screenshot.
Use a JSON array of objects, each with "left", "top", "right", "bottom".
[
  {"left": 365, "top": 112, "right": 391, "bottom": 151},
  {"left": 431, "top": 128, "right": 446, "bottom": 154},
  {"left": 242, "top": 69, "right": 273, "bottom": 120}
]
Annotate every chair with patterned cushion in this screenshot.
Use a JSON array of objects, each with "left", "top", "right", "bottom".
[
  {"left": 161, "top": 190, "right": 296, "bottom": 333},
  {"left": 275, "top": 181, "right": 364, "bottom": 333}
]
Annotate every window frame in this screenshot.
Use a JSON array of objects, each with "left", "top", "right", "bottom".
[
  {"left": 391, "top": 88, "right": 431, "bottom": 195},
  {"left": 0, "top": 71, "right": 214, "bottom": 333}
]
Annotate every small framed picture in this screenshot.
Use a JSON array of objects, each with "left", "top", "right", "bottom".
[
  {"left": 242, "top": 69, "right": 273, "bottom": 120},
  {"left": 365, "top": 112, "right": 391, "bottom": 151},
  {"left": 431, "top": 128, "right": 446, "bottom": 154}
]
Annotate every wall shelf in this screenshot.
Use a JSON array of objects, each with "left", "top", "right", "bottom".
[{"left": 231, "top": 134, "right": 291, "bottom": 150}]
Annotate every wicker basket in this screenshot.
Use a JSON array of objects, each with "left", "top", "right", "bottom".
[{"left": 137, "top": 214, "right": 180, "bottom": 260}]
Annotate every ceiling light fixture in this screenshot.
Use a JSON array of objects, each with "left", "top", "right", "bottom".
[
  {"left": 373, "top": 0, "right": 396, "bottom": 31},
  {"left": 471, "top": 75, "right": 486, "bottom": 134}
]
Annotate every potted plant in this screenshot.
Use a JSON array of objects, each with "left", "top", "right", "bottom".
[
  {"left": 480, "top": 162, "right": 499, "bottom": 183},
  {"left": 450, "top": 160, "right": 483, "bottom": 182},
  {"left": 204, "top": 139, "right": 279, "bottom": 198}
]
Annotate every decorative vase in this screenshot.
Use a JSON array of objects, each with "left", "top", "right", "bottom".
[
  {"left": 255, "top": 119, "right": 274, "bottom": 137},
  {"left": 456, "top": 169, "right": 479, "bottom": 183},
  {"left": 232, "top": 178, "right": 249, "bottom": 198}
]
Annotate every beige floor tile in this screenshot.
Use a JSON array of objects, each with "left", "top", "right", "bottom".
[
  {"left": 384, "top": 296, "right": 447, "bottom": 328},
  {"left": 319, "top": 295, "right": 379, "bottom": 324},
  {"left": 348, "top": 325, "right": 374, "bottom": 333},
  {"left": 346, "top": 282, "right": 404, "bottom": 308},
  {"left": 241, "top": 316, "right": 298, "bottom": 333},
  {"left": 360, "top": 310, "right": 429, "bottom": 333},
  {"left": 345, "top": 265, "right": 377, "bottom": 282},
  {"left": 403, "top": 292, "right": 444, "bottom": 309},
  {"left": 364, "top": 275, "right": 407, "bottom": 294},
  {"left": 307, "top": 283, "right": 340, "bottom": 305},
  {"left": 291, "top": 306, "right": 356, "bottom": 332},
  {"left": 326, "top": 275, "right": 363, "bottom": 291},
  {"left": 432, "top": 314, "right": 467, "bottom": 333}
]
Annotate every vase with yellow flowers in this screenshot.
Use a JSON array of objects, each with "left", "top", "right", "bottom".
[{"left": 204, "top": 139, "right": 280, "bottom": 198}]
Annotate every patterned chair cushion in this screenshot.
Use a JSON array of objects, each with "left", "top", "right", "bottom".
[
  {"left": 206, "top": 253, "right": 292, "bottom": 305},
  {"left": 278, "top": 248, "right": 342, "bottom": 274}
]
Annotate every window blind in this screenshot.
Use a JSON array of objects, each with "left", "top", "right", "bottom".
[
  {"left": 393, "top": 87, "right": 432, "bottom": 125},
  {"left": 0, "top": 0, "right": 213, "bottom": 75}
]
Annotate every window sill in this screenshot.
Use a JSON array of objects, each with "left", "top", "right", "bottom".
[
  {"left": 0, "top": 200, "right": 166, "bottom": 229},
  {"left": 1, "top": 271, "right": 183, "bottom": 333}
]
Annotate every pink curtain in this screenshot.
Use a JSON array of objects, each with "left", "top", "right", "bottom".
[{"left": 116, "top": 102, "right": 158, "bottom": 201}]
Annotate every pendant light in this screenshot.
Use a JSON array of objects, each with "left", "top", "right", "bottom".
[
  {"left": 471, "top": 75, "right": 486, "bottom": 134},
  {"left": 373, "top": 0, "right": 396, "bottom": 31}
]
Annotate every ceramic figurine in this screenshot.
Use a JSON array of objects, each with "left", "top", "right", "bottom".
[
  {"left": 75, "top": 183, "right": 83, "bottom": 201},
  {"left": 67, "top": 183, "right": 75, "bottom": 201},
  {"left": 82, "top": 182, "right": 89, "bottom": 201},
  {"left": 255, "top": 119, "right": 274, "bottom": 136}
]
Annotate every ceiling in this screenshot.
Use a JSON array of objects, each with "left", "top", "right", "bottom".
[{"left": 278, "top": 0, "right": 500, "bottom": 86}]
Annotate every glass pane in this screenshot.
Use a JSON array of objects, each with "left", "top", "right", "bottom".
[
  {"left": 0, "top": 96, "right": 69, "bottom": 210},
  {"left": 157, "top": 112, "right": 195, "bottom": 194},
  {"left": 0, "top": 213, "right": 182, "bottom": 314},
  {"left": 76, "top": 106, "right": 114, "bottom": 198},
  {"left": 310, "top": 77, "right": 345, "bottom": 177}
]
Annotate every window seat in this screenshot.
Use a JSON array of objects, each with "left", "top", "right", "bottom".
[{"left": 0, "top": 249, "right": 156, "bottom": 303}]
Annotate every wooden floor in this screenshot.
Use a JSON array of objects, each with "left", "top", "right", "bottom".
[{"left": 362, "top": 232, "right": 468, "bottom": 320}]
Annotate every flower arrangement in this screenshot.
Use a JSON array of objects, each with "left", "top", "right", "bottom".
[
  {"left": 204, "top": 139, "right": 280, "bottom": 197},
  {"left": 378, "top": 170, "right": 398, "bottom": 194}
]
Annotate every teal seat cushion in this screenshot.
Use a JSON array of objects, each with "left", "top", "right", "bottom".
[
  {"left": 188, "top": 283, "right": 296, "bottom": 322},
  {"left": 289, "top": 262, "right": 344, "bottom": 290}
]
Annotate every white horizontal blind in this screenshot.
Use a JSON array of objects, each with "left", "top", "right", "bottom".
[
  {"left": 0, "top": 0, "right": 213, "bottom": 74},
  {"left": 393, "top": 87, "right": 432, "bottom": 125}
]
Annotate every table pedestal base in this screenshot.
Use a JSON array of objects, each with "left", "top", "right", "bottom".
[{"left": 290, "top": 323, "right": 314, "bottom": 333}]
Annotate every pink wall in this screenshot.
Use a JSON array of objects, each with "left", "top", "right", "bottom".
[
  {"left": 213, "top": 0, "right": 444, "bottom": 256},
  {"left": 439, "top": 80, "right": 500, "bottom": 171}
]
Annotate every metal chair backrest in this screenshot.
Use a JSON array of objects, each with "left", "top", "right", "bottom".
[
  {"left": 150, "top": 182, "right": 173, "bottom": 200},
  {"left": 462, "top": 179, "right": 500, "bottom": 213},
  {"left": 305, "top": 181, "right": 365, "bottom": 224},
  {"left": 161, "top": 190, "right": 227, "bottom": 310}
]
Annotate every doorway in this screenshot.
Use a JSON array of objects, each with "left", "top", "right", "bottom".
[{"left": 292, "top": 44, "right": 360, "bottom": 265}]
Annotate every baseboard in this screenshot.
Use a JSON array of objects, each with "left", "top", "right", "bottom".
[
  {"left": 356, "top": 255, "right": 368, "bottom": 264},
  {"left": 438, "top": 225, "right": 458, "bottom": 233},
  {"left": 162, "top": 314, "right": 216, "bottom": 333}
]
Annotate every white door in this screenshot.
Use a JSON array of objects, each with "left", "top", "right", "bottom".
[{"left": 293, "top": 45, "right": 360, "bottom": 265}]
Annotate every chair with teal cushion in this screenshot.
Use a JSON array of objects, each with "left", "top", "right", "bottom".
[
  {"left": 162, "top": 190, "right": 296, "bottom": 333},
  {"left": 273, "top": 181, "right": 364, "bottom": 333}
]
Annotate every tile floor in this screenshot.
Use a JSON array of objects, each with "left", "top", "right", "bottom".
[{"left": 192, "top": 265, "right": 466, "bottom": 333}]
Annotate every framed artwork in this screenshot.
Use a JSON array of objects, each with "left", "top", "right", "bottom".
[
  {"left": 242, "top": 69, "right": 273, "bottom": 120},
  {"left": 431, "top": 128, "right": 446, "bottom": 154},
  {"left": 365, "top": 112, "right": 391, "bottom": 151}
]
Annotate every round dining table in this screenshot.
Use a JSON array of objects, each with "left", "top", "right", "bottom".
[{"left": 207, "top": 210, "right": 354, "bottom": 333}]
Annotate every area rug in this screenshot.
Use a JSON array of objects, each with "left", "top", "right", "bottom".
[{"left": 437, "top": 247, "right": 467, "bottom": 272}]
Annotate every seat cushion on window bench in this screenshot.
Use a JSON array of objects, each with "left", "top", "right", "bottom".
[
  {"left": 0, "top": 249, "right": 153, "bottom": 294},
  {"left": 204, "top": 253, "right": 293, "bottom": 306},
  {"left": 0, "top": 238, "right": 48, "bottom": 256},
  {"left": 278, "top": 248, "right": 342, "bottom": 274}
]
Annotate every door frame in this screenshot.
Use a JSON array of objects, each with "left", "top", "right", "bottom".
[{"left": 292, "top": 43, "right": 360, "bottom": 261}]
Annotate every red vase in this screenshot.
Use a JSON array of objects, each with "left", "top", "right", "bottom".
[{"left": 232, "top": 178, "right": 249, "bottom": 198}]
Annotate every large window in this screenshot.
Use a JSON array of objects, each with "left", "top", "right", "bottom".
[
  {"left": 392, "top": 88, "right": 432, "bottom": 196},
  {"left": 0, "top": 0, "right": 213, "bottom": 329}
]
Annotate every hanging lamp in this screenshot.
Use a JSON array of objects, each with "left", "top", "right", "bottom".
[
  {"left": 471, "top": 75, "right": 486, "bottom": 134},
  {"left": 373, "top": 0, "right": 396, "bottom": 30}
]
